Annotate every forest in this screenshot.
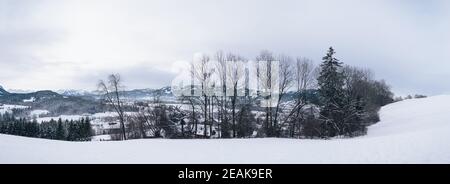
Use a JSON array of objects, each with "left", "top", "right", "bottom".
[{"left": 0, "top": 109, "right": 93, "bottom": 141}]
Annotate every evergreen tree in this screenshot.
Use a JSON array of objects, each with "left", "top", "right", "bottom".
[
  {"left": 67, "top": 120, "right": 76, "bottom": 141},
  {"left": 80, "top": 117, "right": 93, "bottom": 141},
  {"left": 56, "top": 118, "right": 66, "bottom": 140},
  {"left": 85, "top": 117, "right": 93, "bottom": 139},
  {"left": 317, "top": 47, "right": 346, "bottom": 137},
  {"left": 29, "top": 119, "right": 40, "bottom": 137}
]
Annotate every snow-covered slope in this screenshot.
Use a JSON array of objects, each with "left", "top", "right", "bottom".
[
  {"left": 1, "top": 95, "right": 450, "bottom": 164},
  {"left": 0, "top": 85, "right": 9, "bottom": 96}
]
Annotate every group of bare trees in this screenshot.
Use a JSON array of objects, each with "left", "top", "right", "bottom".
[
  {"left": 183, "top": 52, "right": 249, "bottom": 138},
  {"left": 179, "top": 50, "right": 323, "bottom": 138},
  {"left": 96, "top": 48, "right": 394, "bottom": 140}
]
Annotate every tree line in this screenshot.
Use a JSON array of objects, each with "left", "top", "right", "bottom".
[{"left": 0, "top": 112, "right": 93, "bottom": 141}]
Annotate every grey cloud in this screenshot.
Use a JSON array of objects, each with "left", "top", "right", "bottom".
[{"left": 0, "top": 0, "right": 449, "bottom": 96}]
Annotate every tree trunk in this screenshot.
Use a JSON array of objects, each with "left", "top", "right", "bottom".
[
  {"left": 119, "top": 114, "right": 126, "bottom": 140},
  {"left": 232, "top": 86, "right": 237, "bottom": 138},
  {"left": 210, "top": 96, "right": 214, "bottom": 138},
  {"left": 204, "top": 95, "right": 208, "bottom": 138},
  {"left": 181, "top": 123, "right": 184, "bottom": 138}
]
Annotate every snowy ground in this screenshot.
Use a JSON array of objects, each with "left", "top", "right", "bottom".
[{"left": 1, "top": 95, "right": 450, "bottom": 164}]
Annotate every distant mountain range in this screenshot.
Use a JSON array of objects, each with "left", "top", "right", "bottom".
[
  {"left": 2, "top": 86, "right": 174, "bottom": 98},
  {"left": 5, "top": 89, "right": 37, "bottom": 94},
  {"left": 0, "top": 85, "right": 176, "bottom": 114},
  {"left": 56, "top": 89, "right": 96, "bottom": 97},
  {"left": 55, "top": 86, "right": 175, "bottom": 101},
  {"left": 0, "top": 85, "right": 103, "bottom": 115},
  {"left": 0, "top": 84, "right": 178, "bottom": 116},
  {"left": 0, "top": 84, "right": 323, "bottom": 117},
  {"left": 1, "top": 84, "right": 319, "bottom": 108},
  {"left": 1, "top": 85, "right": 62, "bottom": 103}
]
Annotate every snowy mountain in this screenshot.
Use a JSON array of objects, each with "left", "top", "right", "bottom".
[
  {"left": 0, "top": 85, "right": 9, "bottom": 96},
  {"left": 0, "top": 85, "right": 177, "bottom": 115},
  {"left": 55, "top": 86, "right": 176, "bottom": 102},
  {"left": 0, "top": 90, "right": 62, "bottom": 103},
  {"left": 1, "top": 95, "right": 450, "bottom": 163},
  {"left": 2, "top": 85, "right": 174, "bottom": 101},
  {"left": 56, "top": 89, "right": 97, "bottom": 97},
  {"left": 6, "top": 89, "right": 37, "bottom": 94},
  {"left": 0, "top": 86, "right": 102, "bottom": 115},
  {"left": 121, "top": 86, "right": 174, "bottom": 100}
]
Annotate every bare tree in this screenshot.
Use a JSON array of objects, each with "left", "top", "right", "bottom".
[
  {"left": 98, "top": 74, "right": 127, "bottom": 140},
  {"left": 295, "top": 58, "right": 317, "bottom": 137},
  {"left": 342, "top": 66, "right": 373, "bottom": 99},
  {"left": 226, "top": 53, "right": 245, "bottom": 138},
  {"left": 256, "top": 50, "right": 277, "bottom": 137},
  {"left": 273, "top": 54, "right": 294, "bottom": 136},
  {"left": 181, "top": 95, "right": 199, "bottom": 137},
  {"left": 215, "top": 51, "right": 227, "bottom": 138},
  {"left": 130, "top": 104, "right": 169, "bottom": 138},
  {"left": 296, "top": 58, "right": 318, "bottom": 92},
  {"left": 283, "top": 58, "right": 318, "bottom": 137},
  {"left": 192, "top": 54, "right": 214, "bottom": 138}
]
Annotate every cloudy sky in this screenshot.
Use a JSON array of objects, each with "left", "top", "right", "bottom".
[{"left": 0, "top": 0, "right": 449, "bottom": 96}]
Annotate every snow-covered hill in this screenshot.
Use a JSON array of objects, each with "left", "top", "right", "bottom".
[
  {"left": 1, "top": 95, "right": 450, "bottom": 164},
  {"left": 0, "top": 85, "right": 9, "bottom": 96}
]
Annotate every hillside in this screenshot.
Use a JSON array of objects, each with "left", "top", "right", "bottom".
[
  {"left": 1, "top": 95, "right": 450, "bottom": 164},
  {"left": 0, "top": 87, "right": 103, "bottom": 115},
  {"left": 0, "top": 86, "right": 9, "bottom": 96}
]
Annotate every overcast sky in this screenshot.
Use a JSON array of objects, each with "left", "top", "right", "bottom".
[{"left": 0, "top": 0, "right": 449, "bottom": 96}]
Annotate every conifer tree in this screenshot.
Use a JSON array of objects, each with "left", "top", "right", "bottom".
[
  {"left": 67, "top": 120, "right": 75, "bottom": 141},
  {"left": 56, "top": 118, "right": 66, "bottom": 140},
  {"left": 317, "top": 47, "right": 346, "bottom": 137}
]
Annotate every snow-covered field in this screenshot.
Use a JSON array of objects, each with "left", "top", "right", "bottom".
[
  {"left": 30, "top": 109, "right": 50, "bottom": 117},
  {"left": 1, "top": 95, "right": 450, "bottom": 164}
]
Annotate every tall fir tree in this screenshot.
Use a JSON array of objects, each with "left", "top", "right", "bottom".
[
  {"left": 56, "top": 118, "right": 66, "bottom": 140},
  {"left": 67, "top": 120, "right": 75, "bottom": 141},
  {"left": 81, "top": 117, "right": 93, "bottom": 141},
  {"left": 317, "top": 47, "right": 346, "bottom": 137}
]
